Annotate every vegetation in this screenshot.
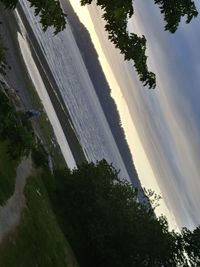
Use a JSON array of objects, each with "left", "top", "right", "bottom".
[
  {"left": 0, "top": 91, "right": 34, "bottom": 160},
  {"left": 0, "top": 40, "right": 8, "bottom": 76},
  {"left": 0, "top": 142, "right": 17, "bottom": 204},
  {"left": 154, "top": 0, "right": 198, "bottom": 33},
  {"left": 182, "top": 226, "right": 200, "bottom": 266},
  {"left": 0, "top": 79, "right": 200, "bottom": 266},
  {"left": 8, "top": 48, "right": 66, "bottom": 169},
  {"left": 0, "top": 77, "right": 75, "bottom": 266},
  {"left": 0, "top": 173, "right": 78, "bottom": 267},
  {"left": 31, "top": 140, "right": 48, "bottom": 168},
  {"left": 41, "top": 160, "right": 200, "bottom": 267},
  {"left": 80, "top": 0, "right": 198, "bottom": 88},
  {"left": 1, "top": 134, "right": 200, "bottom": 267},
  {"left": 0, "top": 91, "right": 34, "bottom": 203},
  {"left": 0, "top": 1, "right": 199, "bottom": 266},
  {"left": 0, "top": 0, "right": 66, "bottom": 34},
  {"left": 0, "top": 0, "right": 198, "bottom": 88}
]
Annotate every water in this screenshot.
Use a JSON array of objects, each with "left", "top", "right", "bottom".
[
  {"left": 18, "top": 0, "right": 130, "bottom": 181},
  {"left": 16, "top": 28, "right": 76, "bottom": 169}
]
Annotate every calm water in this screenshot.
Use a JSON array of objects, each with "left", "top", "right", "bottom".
[{"left": 19, "top": 0, "right": 131, "bottom": 181}]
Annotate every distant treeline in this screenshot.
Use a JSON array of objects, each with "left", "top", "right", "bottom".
[
  {"left": 62, "top": 0, "right": 141, "bottom": 188},
  {"left": 63, "top": 1, "right": 141, "bottom": 191}
]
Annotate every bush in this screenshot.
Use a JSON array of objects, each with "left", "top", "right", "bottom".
[
  {"left": 32, "top": 141, "right": 48, "bottom": 168},
  {"left": 0, "top": 91, "right": 34, "bottom": 160},
  {"left": 47, "top": 160, "right": 187, "bottom": 267}
]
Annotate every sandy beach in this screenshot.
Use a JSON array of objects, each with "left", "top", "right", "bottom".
[{"left": 0, "top": 5, "right": 87, "bottom": 165}]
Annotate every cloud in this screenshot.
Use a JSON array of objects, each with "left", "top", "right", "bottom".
[
  {"left": 126, "top": 0, "right": 200, "bottom": 229},
  {"left": 85, "top": 0, "right": 200, "bottom": 229}
]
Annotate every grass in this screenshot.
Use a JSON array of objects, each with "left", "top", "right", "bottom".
[
  {"left": 0, "top": 13, "right": 76, "bottom": 265},
  {"left": 0, "top": 91, "right": 77, "bottom": 265},
  {"left": 0, "top": 172, "right": 78, "bottom": 267},
  {"left": 0, "top": 91, "right": 76, "bottom": 265},
  {"left": 5, "top": 15, "right": 66, "bottom": 170},
  {"left": 0, "top": 141, "right": 18, "bottom": 205},
  {"left": 22, "top": 73, "right": 66, "bottom": 169}
]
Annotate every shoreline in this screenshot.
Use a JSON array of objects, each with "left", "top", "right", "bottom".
[{"left": 1, "top": 6, "right": 87, "bottom": 166}]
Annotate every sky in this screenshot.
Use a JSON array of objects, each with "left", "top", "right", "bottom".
[{"left": 68, "top": 0, "right": 200, "bottom": 230}]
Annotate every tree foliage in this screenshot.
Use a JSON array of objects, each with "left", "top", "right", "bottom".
[
  {"left": 44, "top": 160, "right": 200, "bottom": 267},
  {"left": 0, "top": 0, "right": 198, "bottom": 87},
  {"left": 182, "top": 226, "right": 200, "bottom": 266},
  {"left": 0, "top": 0, "right": 66, "bottom": 34},
  {"left": 0, "top": 91, "right": 34, "bottom": 159},
  {"left": 154, "top": 0, "right": 198, "bottom": 33},
  {"left": 80, "top": 0, "right": 198, "bottom": 88},
  {"left": 0, "top": 29, "right": 8, "bottom": 76},
  {"left": 81, "top": 0, "right": 156, "bottom": 88}
]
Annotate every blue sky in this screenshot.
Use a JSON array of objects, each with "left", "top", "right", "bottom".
[
  {"left": 69, "top": 0, "right": 200, "bottom": 230},
  {"left": 127, "top": 0, "right": 200, "bottom": 228}
]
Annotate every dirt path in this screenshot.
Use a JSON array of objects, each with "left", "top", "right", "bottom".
[{"left": 0, "top": 155, "right": 32, "bottom": 243}]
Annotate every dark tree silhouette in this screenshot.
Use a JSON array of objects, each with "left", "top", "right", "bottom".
[
  {"left": 0, "top": 0, "right": 66, "bottom": 34},
  {"left": 46, "top": 160, "right": 200, "bottom": 267},
  {"left": 0, "top": 91, "right": 34, "bottom": 159},
  {"left": 154, "top": 0, "right": 198, "bottom": 33},
  {"left": 80, "top": 0, "right": 198, "bottom": 88},
  {"left": 182, "top": 226, "right": 200, "bottom": 266},
  {"left": 0, "top": 0, "right": 198, "bottom": 87}
]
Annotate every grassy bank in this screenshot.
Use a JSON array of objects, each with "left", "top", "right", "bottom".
[
  {"left": 9, "top": 5, "right": 86, "bottom": 165},
  {"left": 0, "top": 90, "right": 33, "bottom": 204},
  {"left": 0, "top": 88, "right": 78, "bottom": 266},
  {"left": 0, "top": 7, "right": 84, "bottom": 266},
  {"left": 19, "top": 72, "right": 67, "bottom": 169},
  {"left": 0, "top": 172, "right": 78, "bottom": 267},
  {"left": 0, "top": 9, "right": 79, "bottom": 263},
  {"left": 2, "top": 9, "right": 67, "bottom": 169}
]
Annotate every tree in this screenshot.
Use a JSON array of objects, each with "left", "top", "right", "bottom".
[
  {"left": 0, "top": 0, "right": 198, "bottom": 88},
  {"left": 182, "top": 226, "right": 200, "bottom": 266},
  {"left": 47, "top": 160, "right": 198, "bottom": 267},
  {"left": 0, "top": 91, "right": 34, "bottom": 159},
  {"left": 154, "top": 0, "right": 198, "bottom": 33},
  {"left": 0, "top": 31, "right": 8, "bottom": 76},
  {"left": 0, "top": 0, "right": 66, "bottom": 34},
  {"left": 80, "top": 0, "right": 198, "bottom": 88}
]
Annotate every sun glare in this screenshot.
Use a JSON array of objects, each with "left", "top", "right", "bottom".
[{"left": 68, "top": 0, "right": 179, "bottom": 231}]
